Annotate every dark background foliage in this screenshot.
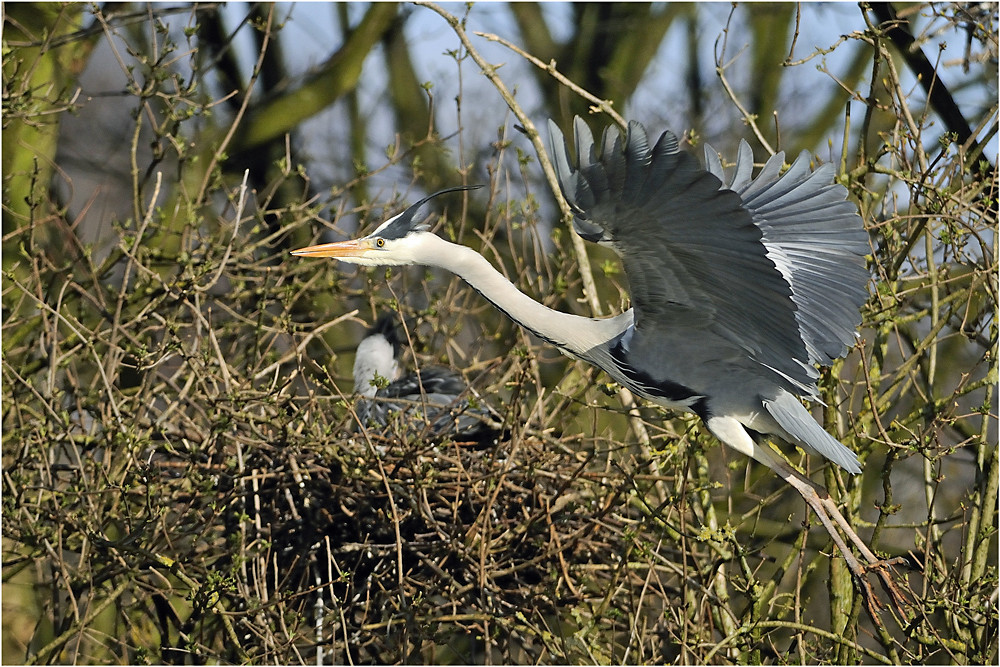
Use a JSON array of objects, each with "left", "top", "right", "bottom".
[{"left": 3, "top": 2, "right": 997, "bottom": 664}]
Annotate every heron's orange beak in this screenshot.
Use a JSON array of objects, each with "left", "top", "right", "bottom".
[{"left": 290, "top": 239, "right": 372, "bottom": 258}]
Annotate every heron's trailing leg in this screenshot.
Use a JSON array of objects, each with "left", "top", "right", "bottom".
[
  {"left": 707, "top": 416, "right": 909, "bottom": 618},
  {"left": 763, "top": 452, "right": 911, "bottom": 618}
]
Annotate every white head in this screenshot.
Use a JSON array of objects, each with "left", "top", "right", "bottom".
[
  {"left": 352, "top": 315, "right": 401, "bottom": 396},
  {"left": 291, "top": 185, "right": 482, "bottom": 267}
]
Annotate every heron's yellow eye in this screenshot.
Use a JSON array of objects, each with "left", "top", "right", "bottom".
[{"left": 375, "top": 238, "right": 385, "bottom": 248}]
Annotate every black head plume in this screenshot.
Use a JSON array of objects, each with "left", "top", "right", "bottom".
[{"left": 375, "top": 184, "right": 484, "bottom": 240}]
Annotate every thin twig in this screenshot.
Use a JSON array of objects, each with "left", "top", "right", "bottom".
[
  {"left": 714, "top": 5, "right": 776, "bottom": 156},
  {"left": 473, "top": 30, "right": 626, "bottom": 129}
]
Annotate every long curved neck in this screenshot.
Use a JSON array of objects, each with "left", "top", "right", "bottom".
[{"left": 422, "top": 235, "right": 624, "bottom": 356}]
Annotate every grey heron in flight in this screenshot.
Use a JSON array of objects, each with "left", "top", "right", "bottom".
[
  {"left": 352, "top": 313, "right": 502, "bottom": 444},
  {"left": 293, "top": 117, "right": 906, "bottom": 612}
]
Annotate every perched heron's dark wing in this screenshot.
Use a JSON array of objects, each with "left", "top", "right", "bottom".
[
  {"left": 379, "top": 367, "right": 468, "bottom": 399},
  {"left": 703, "top": 140, "right": 870, "bottom": 366},
  {"left": 551, "top": 118, "right": 805, "bottom": 392},
  {"left": 358, "top": 367, "right": 501, "bottom": 443}
]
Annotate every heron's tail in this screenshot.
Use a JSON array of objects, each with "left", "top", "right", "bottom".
[{"left": 762, "top": 390, "right": 862, "bottom": 474}]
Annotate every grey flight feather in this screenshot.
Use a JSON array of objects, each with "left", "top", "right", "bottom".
[{"left": 703, "top": 141, "right": 870, "bottom": 366}]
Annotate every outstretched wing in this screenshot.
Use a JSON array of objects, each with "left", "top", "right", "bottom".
[
  {"left": 549, "top": 117, "right": 821, "bottom": 392},
  {"left": 703, "top": 141, "right": 869, "bottom": 366}
]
